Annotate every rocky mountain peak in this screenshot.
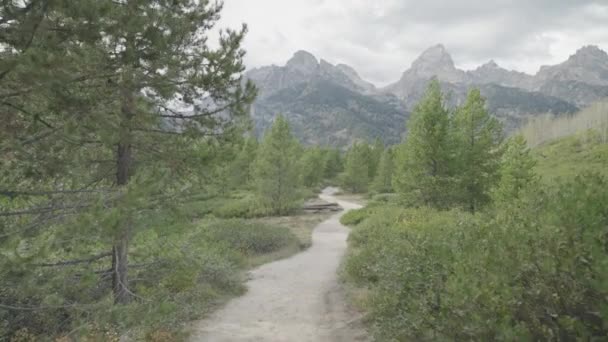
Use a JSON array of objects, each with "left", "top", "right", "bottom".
[
  {"left": 574, "top": 45, "right": 607, "bottom": 57},
  {"left": 566, "top": 45, "right": 608, "bottom": 66},
  {"left": 286, "top": 50, "right": 319, "bottom": 74},
  {"left": 534, "top": 45, "right": 608, "bottom": 90},
  {"left": 411, "top": 44, "right": 456, "bottom": 71},
  {"left": 480, "top": 59, "right": 499, "bottom": 69}
]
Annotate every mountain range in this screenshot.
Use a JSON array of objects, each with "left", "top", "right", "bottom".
[{"left": 245, "top": 44, "right": 608, "bottom": 146}]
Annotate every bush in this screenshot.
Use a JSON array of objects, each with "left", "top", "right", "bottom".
[
  {"left": 214, "top": 196, "right": 258, "bottom": 218},
  {"left": 344, "top": 174, "right": 608, "bottom": 341},
  {"left": 201, "top": 219, "right": 299, "bottom": 255},
  {"left": 340, "top": 200, "right": 398, "bottom": 227},
  {"left": 340, "top": 208, "right": 370, "bottom": 226}
]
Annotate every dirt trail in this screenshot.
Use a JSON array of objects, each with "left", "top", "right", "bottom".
[{"left": 190, "top": 187, "right": 368, "bottom": 342}]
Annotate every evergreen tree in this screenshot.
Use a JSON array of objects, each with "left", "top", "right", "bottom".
[
  {"left": 229, "top": 137, "right": 259, "bottom": 189},
  {"left": 0, "top": 0, "right": 255, "bottom": 308},
  {"left": 372, "top": 147, "right": 395, "bottom": 193},
  {"left": 393, "top": 79, "right": 453, "bottom": 207},
  {"left": 452, "top": 89, "right": 503, "bottom": 212},
  {"left": 493, "top": 135, "right": 537, "bottom": 204},
  {"left": 369, "top": 137, "right": 385, "bottom": 179},
  {"left": 298, "top": 147, "right": 325, "bottom": 188},
  {"left": 323, "top": 148, "right": 343, "bottom": 180},
  {"left": 253, "top": 115, "right": 301, "bottom": 215},
  {"left": 342, "top": 142, "right": 370, "bottom": 193}
]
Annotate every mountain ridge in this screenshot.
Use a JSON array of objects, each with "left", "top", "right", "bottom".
[{"left": 245, "top": 45, "right": 608, "bottom": 146}]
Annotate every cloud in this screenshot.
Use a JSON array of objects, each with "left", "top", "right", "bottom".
[{"left": 216, "top": 0, "right": 608, "bottom": 86}]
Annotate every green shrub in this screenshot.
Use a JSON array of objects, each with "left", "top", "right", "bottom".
[
  {"left": 340, "top": 202, "right": 398, "bottom": 227},
  {"left": 344, "top": 174, "right": 608, "bottom": 340},
  {"left": 201, "top": 219, "right": 299, "bottom": 255},
  {"left": 340, "top": 208, "right": 370, "bottom": 226},
  {"left": 214, "top": 197, "right": 257, "bottom": 218},
  {"left": 369, "top": 193, "right": 399, "bottom": 204}
]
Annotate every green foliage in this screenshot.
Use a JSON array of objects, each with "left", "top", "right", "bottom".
[
  {"left": 344, "top": 174, "right": 608, "bottom": 341},
  {"left": 0, "top": 0, "right": 257, "bottom": 339},
  {"left": 298, "top": 147, "right": 326, "bottom": 188},
  {"left": 341, "top": 142, "right": 371, "bottom": 193},
  {"left": 214, "top": 194, "right": 260, "bottom": 219},
  {"left": 228, "top": 137, "right": 259, "bottom": 189},
  {"left": 369, "top": 138, "right": 385, "bottom": 179},
  {"left": 451, "top": 89, "right": 504, "bottom": 212},
  {"left": 371, "top": 147, "right": 394, "bottom": 194},
  {"left": 322, "top": 148, "right": 344, "bottom": 180},
  {"left": 393, "top": 79, "right": 453, "bottom": 208},
  {"left": 253, "top": 115, "right": 302, "bottom": 215},
  {"left": 201, "top": 219, "right": 299, "bottom": 255},
  {"left": 493, "top": 135, "right": 538, "bottom": 204},
  {"left": 392, "top": 85, "right": 504, "bottom": 212},
  {"left": 339, "top": 208, "right": 370, "bottom": 227}
]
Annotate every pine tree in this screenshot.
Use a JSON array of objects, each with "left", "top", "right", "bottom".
[
  {"left": 369, "top": 137, "right": 385, "bottom": 179},
  {"left": 493, "top": 135, "right": 537, "bottom": 204},
  {"left": 0, "top": 0, "right": 255, "bottom": 308},
  {"left": 342, "top": 142, "right": 370, "bottom": 193},
  {"left": 299, "top": 147, "right": 325, "bottom": 188},
  {"left": 452, "top": 89, "right": 503, "bottom": 212},
  {"left": 372, "top": 147, "right": 395, "bottom": 193},
  {"left": 253, "top": 115, "right": 301, "bottom": 215},
  {"left": 229, "top": 137, "right": 259, "bottom": 189},
  {"left": 393, "top": 79, "right": 453, "bottom": 207},
  {"left": 323, "top": 148, "right": 343, "bottom": 180}
]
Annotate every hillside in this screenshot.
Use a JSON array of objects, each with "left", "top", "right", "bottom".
[
  {"left": 517, "top": 100, "right": 608, "bottom": 180},
  {"left": 533, "top": 132, "right": 608, "bottom": 181},
  {"left": 252, "top": 80, "right": 408, "bottom": 146}
]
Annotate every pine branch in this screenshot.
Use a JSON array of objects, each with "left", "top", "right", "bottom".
[
  {"left": 0, "top": 100, "right": 55, "bottom": 128},
  {"left": 158, "top": 102, "right": 231, "bottom": 119},
  {"left": 33, "top": 252, "right": 112, "bottom": 267}
]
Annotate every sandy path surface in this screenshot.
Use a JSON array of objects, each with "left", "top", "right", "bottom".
[{"left": 189, "top": 187, "right": 369, "bottom": 342}]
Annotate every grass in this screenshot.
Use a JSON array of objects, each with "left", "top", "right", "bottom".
[{"left": 533, "top": 130, "right": 608, "bottom": 181}]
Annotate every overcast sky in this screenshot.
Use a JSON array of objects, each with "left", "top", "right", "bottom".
[{"left": 216, "top": 0, "right": 608, "bottom": 86}]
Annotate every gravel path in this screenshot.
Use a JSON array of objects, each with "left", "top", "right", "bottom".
[{"left": 189, "top": 187, "right": 369, "bottom": 342}]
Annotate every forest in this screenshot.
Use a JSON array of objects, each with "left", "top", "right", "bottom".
[{"left": 2, "top": 0, "right": 608, "bottom": 341}]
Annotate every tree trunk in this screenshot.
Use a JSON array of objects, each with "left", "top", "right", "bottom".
[
  {"left": 112, "top": 141, "right": 133, "bottom": 304},
  {"left": 112, "top": 226, "right": 130, "bottom": 304},
  {"left": 112, "top": 1, "right": 137, "bottom": 303},
  {"left": 112, "top": 85, "right": 135, "bottom": 304}
]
